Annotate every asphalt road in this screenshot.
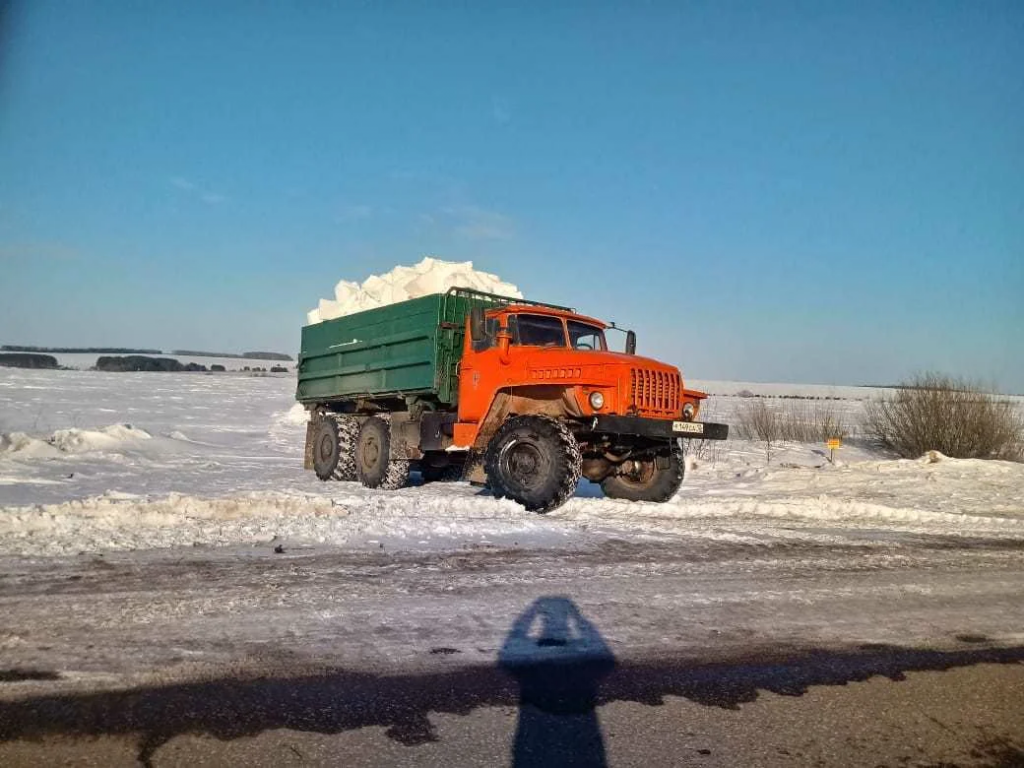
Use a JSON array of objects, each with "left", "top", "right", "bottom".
[{"left": 1, "top": 649, "right": 1022, "bottom": 767}]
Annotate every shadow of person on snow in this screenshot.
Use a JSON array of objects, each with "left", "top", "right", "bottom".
[{"left": 499, "top": 596, "right": 616, "bottom": 767}]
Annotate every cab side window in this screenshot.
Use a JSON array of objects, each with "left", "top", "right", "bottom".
[
  {"left": 513, "top": 314, "right": 566, "bottom": 347},
  {"left": 472, "top": 317, "right": 500, "bottom": 351},
  {"left": 567, "top": 321, "right": 606, "bottom": 351}
]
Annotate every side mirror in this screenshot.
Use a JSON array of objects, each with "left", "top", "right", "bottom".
[
  {"left": 470, "top": 306, "right": 486, "bottom": 342},
  {"left": 625, "top": 330, "right": 637, "bottom": 355},
  {"left": 497, "top": 327, "right": 512, "bottom": 365}
]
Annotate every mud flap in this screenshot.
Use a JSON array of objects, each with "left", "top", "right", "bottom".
[
  {"left": 304, "top": 420, "right": 315, "bottom": 470},
  {"left": 464, "top": 452, "right": 487, "bottom": 486}
]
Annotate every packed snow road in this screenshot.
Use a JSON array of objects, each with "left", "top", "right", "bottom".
[
  {"left": 1, "top": 532, "right": 1023, "bottom": 686},
  {"left": 1, "top": 368, "right": 1023, "bottom": 765},
  {"left": 0, "top": 537, "right": 1022, "bottom": 767}
]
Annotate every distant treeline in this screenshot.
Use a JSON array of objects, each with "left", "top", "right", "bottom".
[
  {"left": 2, "top": 345, "right": 161, "bottom": 354},
  {"left": 172, "top": 350, "right": 293, "bottom": 361},
  {"left": 95, "top": 356, "right": 209, "bottom": 373},
  {"left": 92, "top": 356, "right": 290, "bottom": 374},
  {"left": 0, "top": 353, "right": 60, "bottom": 369},
  {"left": 2, "top": 345, "right": 293, "bottom": 361}
]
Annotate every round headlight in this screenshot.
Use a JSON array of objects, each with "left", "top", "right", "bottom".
[
  {"left": 682, "top": 402, "right": 696, "bottom": 420},
  {"left": 589, "top": 391, "right": 605, "bottom": 410}
]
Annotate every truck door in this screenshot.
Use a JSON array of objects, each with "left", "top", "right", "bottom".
[{"left": 458, "top": 314, "right": 505, "bottom": 423}]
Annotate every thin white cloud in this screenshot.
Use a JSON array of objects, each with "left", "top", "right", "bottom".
[
  {"left": 443, "top": 205, "right": 515, "bottom": 241},
  {"left": 169, "top": 177, "right": 228, "bottom": 205},
  {"left": 340, "top": 204, "right": 373, "bottom": 220}
]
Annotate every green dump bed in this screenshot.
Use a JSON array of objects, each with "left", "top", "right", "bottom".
[{"left": 296, "top": 288, "right": 567, "bottom": 407}]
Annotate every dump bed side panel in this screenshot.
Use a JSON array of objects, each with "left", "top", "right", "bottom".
[
  {"left": 296, "top": 289, "right": 572, "bottom": 407},
  {"left": 296, "top": 295, "right": 443, "bottom": 403}
]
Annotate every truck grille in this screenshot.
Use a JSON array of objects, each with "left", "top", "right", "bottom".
[{"left": 629, "top": 368, "right": 681, "bottom": 416}]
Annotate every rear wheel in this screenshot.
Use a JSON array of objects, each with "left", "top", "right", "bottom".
[
  {"left": 601, "top": 445, "right": 683, "bottom": 502},
  {"left": 355, "top": 416, "right": 410, "bottom": 490},
  {"left": 311, "top": 416, "right": 341, "bottom": 481},
  {"left": 331, "top": 415, "right": 358, "bottom": 481},
  {"left": 484, "top": 416, "right": 582, "bottom": 513}
]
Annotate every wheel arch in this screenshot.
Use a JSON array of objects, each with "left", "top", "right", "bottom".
[{"left": 470, "top": 385, "right": 584, "bottom": 452}]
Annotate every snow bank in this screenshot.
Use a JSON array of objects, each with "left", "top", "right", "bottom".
[
  {"left": 0, "top": 424, "right": 151, "bottom": 458},
  {"left": 277, "top": 403, "right": 310, "bottom": 427},
  {"left": 4, "top": 454, "right": 1024, "bottom": 557},
  {"left": 0, "top": 488, "right": 554, "bottom": 557},
  {"left": 307, "top": 256, "right": 522, "bottom": 324},
  {"left": 0, "top": 491, "right": 344, "bottom": 556}
]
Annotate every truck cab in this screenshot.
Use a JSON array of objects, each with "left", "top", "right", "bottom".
[
  {"left": 444, "top": 303, "right": 727, "bottom": 510},
  {"left": 457, "top": 304, "right": 700, "bottom": 428}
]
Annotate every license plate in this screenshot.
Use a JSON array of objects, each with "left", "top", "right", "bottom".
[{"left": 672, "top": 421, "right": 704, "bottom": 434}]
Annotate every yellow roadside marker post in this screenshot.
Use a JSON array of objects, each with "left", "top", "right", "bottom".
[{"left": 827, "top": 437, "right": 842, "bottom": 464}]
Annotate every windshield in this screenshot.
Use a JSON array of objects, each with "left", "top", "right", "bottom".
[
  {"left": 511, "top": 314, "right": 566, "bottom": 347},
  {"left": 567, "top": 321, "right": 607, "bottom": 351}
]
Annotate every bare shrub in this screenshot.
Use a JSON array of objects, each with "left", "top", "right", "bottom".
[
  {"left": 812, "top": 400, "right": 849, "bottom": 442},
  {"left": 737, "top": 398, "right": 780, "bottom": 463},
  {"left": 737, "top": 399, "right": 849, "bottom": 451},
  {"left": 681, "top": 398, "right": 722, "bottom": 467},
  {"left": 777, "top": 400, "right": 849, "bottom": 443},
  {"left": 865, "top": 373, "right": 1024, "bottom": 461}
]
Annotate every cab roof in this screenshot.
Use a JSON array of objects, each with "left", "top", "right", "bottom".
[{"left": 488, "top": 303, "right": 608, "bottom": 329}]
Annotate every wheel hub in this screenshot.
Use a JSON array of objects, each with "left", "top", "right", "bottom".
[
  {"left": 621, "top": 459, "right": 655, "bottom": 485},
  {"left": 318, "top": 434, "right": 334, "bottom": 461},
  {"left": 361, "top": 435, "right": 381, "bottom": 469},
  {"left": 501, "top": 440, "right": 543, "bottom": 491}
]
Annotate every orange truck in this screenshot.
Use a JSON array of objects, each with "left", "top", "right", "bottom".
[{"left": 297, "top": 288, "right": 727, "bottom": 512}]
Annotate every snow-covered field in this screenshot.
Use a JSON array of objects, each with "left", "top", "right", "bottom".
[{"left": 2, "top": 368, "right": 1022, "bottom": 558}]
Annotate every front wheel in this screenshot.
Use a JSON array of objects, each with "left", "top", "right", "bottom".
[
  {"left": 601, "top": 447, "right": 683, "bottom": 502},
  {"left": 484, "top": 416, "right": 582, "bottom": 513}
]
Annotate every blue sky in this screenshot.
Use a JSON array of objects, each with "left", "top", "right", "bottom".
[{"left": 1, "top": 2, "right": 1021, "bottom": 389}]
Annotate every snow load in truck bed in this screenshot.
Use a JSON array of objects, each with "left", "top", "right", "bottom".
[{"left": 306, "top": 257, "right": 522, "bottom": 324}]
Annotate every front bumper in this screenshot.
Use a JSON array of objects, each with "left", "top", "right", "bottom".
[{"left": 589, "top": 415, "right": 729, "bottom": 441}]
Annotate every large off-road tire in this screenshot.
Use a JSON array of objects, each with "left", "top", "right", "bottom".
[
  {"left": 601, "top": 445, "right": 684, "bottom": 502},
  {"left": 331, "top": 415, "right": 359, "bottom": 481},
  {"left": 484, "top": 415, "right": 582, "bottom": 513},
  {"left": 311, "top": 416, "right": 341, "bottom": 481},
  {"left": 311, "top": 414, "right": 358, "bottom": 482},
  {"left": 355, "top": 416, "right": 410, "bottom": 490}
]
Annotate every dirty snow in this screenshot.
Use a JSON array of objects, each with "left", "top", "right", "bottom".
[
  {"left": 2, "top": 368, "right": 1023, "bottom": 559},
  {"left": 0, "top": 423, "right": 151, "bottom": 459},
  {"left": 306, "top": 256, "right": 522, "bottom": 324}
]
